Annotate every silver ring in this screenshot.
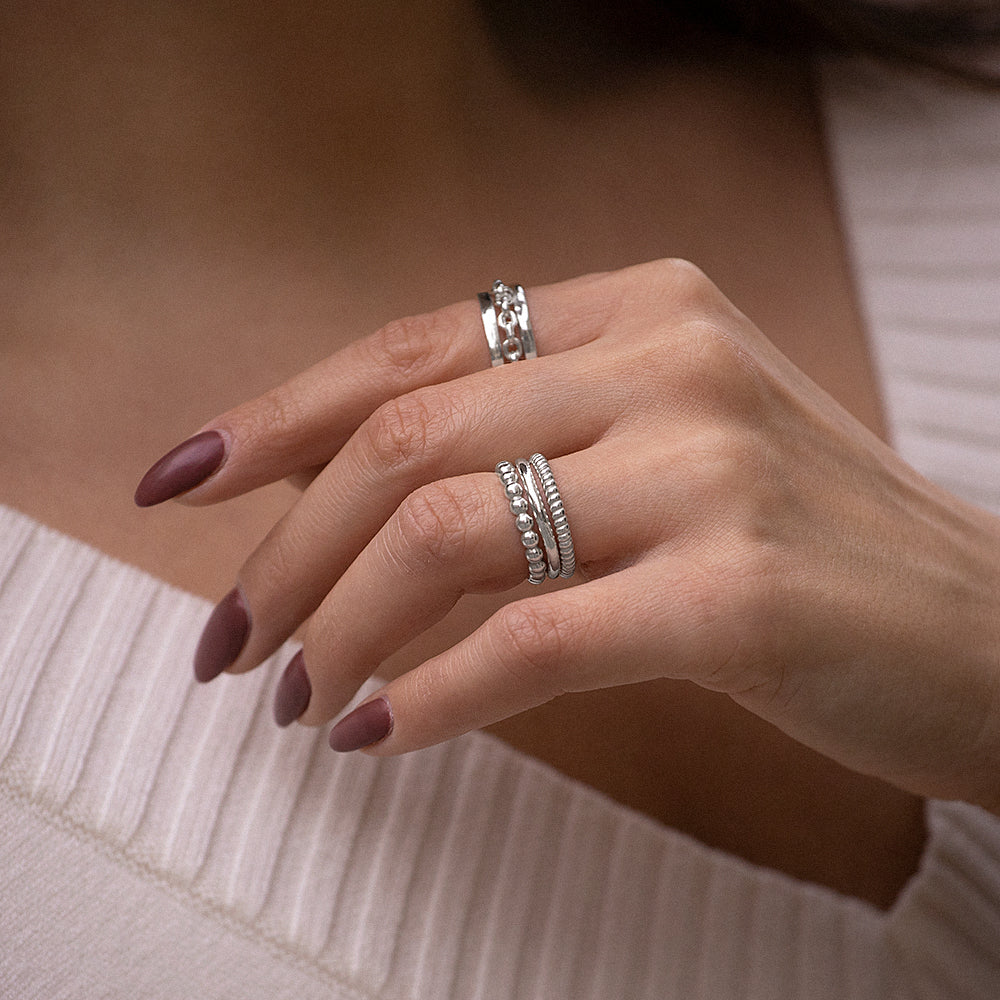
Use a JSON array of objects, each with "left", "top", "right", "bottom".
[
  {"left": 478, "top": 281, "right": 537, "bottom": 368},
  {"left": 516, "top": 459, "right": 561, "bottom": 579},
  {"left": 496, "top": 461, "right": 546, "bottom": 584},
  {"left": 529, "top": 454, "right": 575, "bottom": 578},
  {"left": 496, "top": 455, "right": 575, "bottom": 585}
]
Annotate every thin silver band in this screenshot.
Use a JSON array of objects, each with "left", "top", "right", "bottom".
[
  {"left": 529, "top": 454, "right": 576, "bottom": 579},
  {"left": 478, "top": 281, "right": 537, "bottom": 367},
  {"left": 516, "top": 459, "right": 561, "bottom": 579},
  {"left": 510, "top": 284, "right": 537, "bottom": 360}
]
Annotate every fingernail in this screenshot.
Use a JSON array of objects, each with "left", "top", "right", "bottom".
[
  {"left": 194, "top": 587, "right": 250, "bottom": 683},
  {"left": 274, "top": 650, "right": 311, "bottom": 727},
  {"left": 329, "top": 697, "right": 393, "bottom": 752},
  {"left": 134, "top": 430, "right": 226, "bottom": 507}
]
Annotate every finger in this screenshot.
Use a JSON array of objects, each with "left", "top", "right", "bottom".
[
  {"left": 290, "top": 447, "right": 648, "bottom": 726},
  {"left": 225, "top": 346, "right": 627, "bottom": 678},
  {"left": 193, "top": 259, "right": 749, "bottom": 682},
  {"left": 135, "top": 273, "right": 612, "bottom": 508},
  {"left": 327, "top": 559, "right": 716, "bottom": 755}
]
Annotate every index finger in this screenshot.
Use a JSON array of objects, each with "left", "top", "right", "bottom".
[{"left": 134, "top": 276, "right": 606, "bottom": 508}]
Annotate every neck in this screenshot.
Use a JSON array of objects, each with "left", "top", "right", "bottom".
[
  {"left": 3, "top": 1, "right": 816, "bottom": 266},
  {"left": 4, "top": 3, "right": 879, "bottom": 435}
]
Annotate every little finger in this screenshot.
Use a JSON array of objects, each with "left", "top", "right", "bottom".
[
  {"left": 283, "top": 450, "right": 643, "bottom": 726},
  {"left": 325, "top": 561, "right": 695, "bottom": 754}
]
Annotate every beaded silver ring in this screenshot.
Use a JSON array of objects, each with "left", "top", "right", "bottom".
[{"left": 496, "top": 461, "right": 546, "bottom": 584}]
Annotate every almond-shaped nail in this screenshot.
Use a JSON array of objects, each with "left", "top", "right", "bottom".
[
  {"left": 194, "top": 587, "right": 249, "bottom": 683},
  {"left": 134, "top": 430, "right": 226, "bottom": 507},
  {"left": 329, "top": 697, "right": 393, "bottom": 752},
  {"left": 274, "top": 650, "right": 312, "bottom": 727}
]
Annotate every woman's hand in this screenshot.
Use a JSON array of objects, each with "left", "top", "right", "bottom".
[{"left": 136, "top": 259, "right": 1000, "bottom": 811}]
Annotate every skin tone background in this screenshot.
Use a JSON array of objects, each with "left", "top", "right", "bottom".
[{"left": 0, "top": 1, "right": 926, "bottom": 906}]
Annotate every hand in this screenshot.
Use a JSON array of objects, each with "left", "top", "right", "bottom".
[{"left": 137, "top": 259, "right": 1000, "bottom": 810}]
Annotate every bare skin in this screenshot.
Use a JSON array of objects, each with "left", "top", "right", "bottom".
[{"left": 0, "top": 2, "right": 927, "bottom": 906}]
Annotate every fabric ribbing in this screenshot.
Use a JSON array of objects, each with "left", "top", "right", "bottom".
[
  {"left": 820, "top": 57, "right": 1000, "bottom": 515},
  {"left": 885, "top": 801, "right": 1000, "bottom": 998},
  {"left": 0, "top": 504, "right": 888, "bottom": 998}
]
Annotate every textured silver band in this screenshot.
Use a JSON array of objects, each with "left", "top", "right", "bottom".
[
  {"left": 478, "top": 281, "right": 537, "bottom": 367},
  {"left": 529, "top": 454, "right": 576, "bottom": 579}
]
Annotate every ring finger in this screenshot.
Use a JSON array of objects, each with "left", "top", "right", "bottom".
[
  {"left": 284, "top": 445, "right": 651, "bottom": 726},
  {"left": 220, "top": 345, "right": 631, "bottom": 679}
]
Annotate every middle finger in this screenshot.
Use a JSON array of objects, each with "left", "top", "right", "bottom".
[{"left": 227, "top": 347, "right": 622, "bottom": 676}]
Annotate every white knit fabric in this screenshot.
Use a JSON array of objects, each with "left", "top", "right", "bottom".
[
  {"left": 0, "top": 506, "right": 890, "bottom": 998},
  {"left": 2, "top": 59, "right": 1000, "bottom": 998},
  {"left": 821, "top": 57, "right": 1000, "bottom": 516}
]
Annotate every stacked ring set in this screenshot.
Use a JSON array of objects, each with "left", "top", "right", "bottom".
[{"left": 495, "top": 456, "right": 576, "bottom": 585}]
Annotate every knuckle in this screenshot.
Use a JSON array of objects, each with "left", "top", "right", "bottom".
[
  {"left": 621, "top": 317, "right": 766, "bottom": 429},
  {"left": 684, "top": 425, "right": 767, "bottom": 497},
  {"left": 682, "top": 319, "right": 752, "bottom": 383},
  {"left": 667, "top": 319, "right": 770, "bottom": 425},
  {"left": 646, "top": 257, "right": 718, "bottom": 312},
  {"left": 393, "top": 480, "right": 475, "bottom": 568},
  {"left": 661, "top": 256, "right": 711, "bottom": 291},
  {"left": 722, "top": 543, "right": 786, "bottom": 645},
  {"left": 672, "top": 425, "right": 791, "bottom": 569},
  {"left": 368, "top": 314, "right": 438, "bottom": 381},
  {"left": 245, "top": 383, "right": 306, "bottom": 450},
  {"left": 672, "top": 558, "right": 780, "bottom": 697},
  {"left": 605, "top": 259, "right": 716, "bottom": 344},
  {"left": 625, "top": 256, "right": 709, "bottom": 292},
  {"left": 363, "top": 388, "right": 457, "bottom": 475},
  {"left": 492, "top": 600, "right": 573, "bottom": 693}
]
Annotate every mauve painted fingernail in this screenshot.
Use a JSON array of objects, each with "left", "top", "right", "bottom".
[
  {"left": 274, "top": 650, "right": 312, "bottom": 727},
  {"left": 329, "top": 697, "right": 393, "bottom": 752},
  {"left": 134, "top": 430, "right": 226, "bottom": 507},
  {"left": 194, "top": 587, "right": 250, "bottom": 683}
]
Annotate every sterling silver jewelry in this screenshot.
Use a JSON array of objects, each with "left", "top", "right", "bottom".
[
  {"left": 478, "top": 281, "right": 537, "bottom": 367},
  {"left": 496, "top": 455, "right": 575, "bottom": 585},
  {"left": 516, "top": 459, "right": 561, "bottom": 579},
  {"left": 529, "top": 453, "right": 576, "bottom": 578},
  {"left": 496, "top": 460, "right": 546, "bottom": 584}
]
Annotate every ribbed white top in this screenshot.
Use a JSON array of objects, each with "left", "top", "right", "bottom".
[
  {"left": 821, "top": 58, "right": 1000, "bottom": 515},
  {"left": 0, "top": 504, "right": 892, "bottom": 998},
  {"left": 3, "top": 58, "right": 1000, "bottom": 999}
]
